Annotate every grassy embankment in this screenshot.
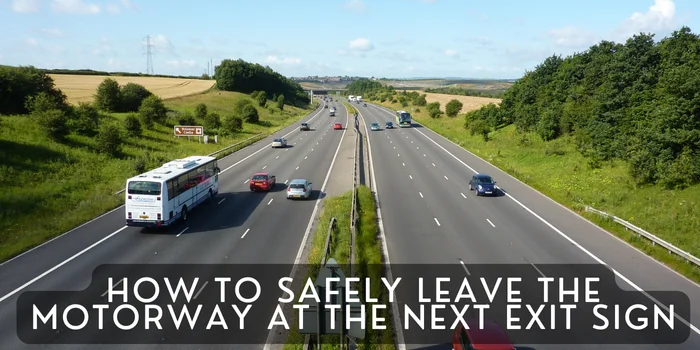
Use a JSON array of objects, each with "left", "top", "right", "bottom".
[
  {"left": 373, "top": 96, "right": 700, "bottom": 283},
  {"left": 0, "top": 88, "right": 317, "bottom": 263},
  {"left": 284, "top": 186, "right": 394, "bottom": 350}
]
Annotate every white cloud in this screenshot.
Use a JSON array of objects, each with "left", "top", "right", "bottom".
[
  {"left": 147, "top": 34, "right": 176, "bottom": 55},
  {"left": 39, "top": 28, "right": 63, "bottom": 37},
  {"left": 444, "top": 49, "right": 459, "bottom": 58},
  {"left": 166, "top": 60, "right": 197, "bottom": 68},
  {"left": 348, "top": 38, "right": 373, "bottom": 51},
  {"left": 615, "top": 0, "right": 676, "bottom": 40},
  {"left": 106, "top": 4, "right": 119, "bottom": 13},
  {"left": 51, "top": 0, "right": 100, "bottom": 14},
  {"left": 106, "top": 0, "right": 137, "bottom": 13},
  {"left": 265, "top": 56, "right": 302, "bottom": 65},
  {"left": 546, "top": 26, "right": 599, "bottom": 48},
  {"left": 12, "top": 0, "right": 39, "bottom": 13},
  {"left": 342, "top": 0, "right": 365, "bottom": 13}
]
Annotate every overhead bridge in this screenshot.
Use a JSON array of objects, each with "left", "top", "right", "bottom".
[{"left": 304, "top": 88, "right": 347, "bottom": 96}]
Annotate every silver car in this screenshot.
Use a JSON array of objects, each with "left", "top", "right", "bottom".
[
  {"left": 271, "top": 138, "right": 287, "bottom": 148},
  {"left": 287, "top": 179, "right": 312, "bottom": 199}
]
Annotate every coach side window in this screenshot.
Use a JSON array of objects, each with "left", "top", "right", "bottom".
[
  {"left": 167, "top": 180, "right": 175, "bottom": 200},
  {"left": 178, "top": 174, "right": 190, "bottom": 193}
]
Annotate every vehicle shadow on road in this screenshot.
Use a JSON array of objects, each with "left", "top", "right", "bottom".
[
  {"left": 286, "top": 189, "right": 324, "bottom": 201},
  {"left": 411, "top": 343, "right": 452, "bottom": 350}
]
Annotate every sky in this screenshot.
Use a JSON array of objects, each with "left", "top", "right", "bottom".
[{"left": 0, "top": 0, "right": 697, "bottom": 79}]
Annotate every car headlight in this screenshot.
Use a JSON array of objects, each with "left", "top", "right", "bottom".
[{"left": 478, "top": 185, "right": 482, "bottom": 190}]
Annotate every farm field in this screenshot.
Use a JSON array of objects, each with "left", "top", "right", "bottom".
[
  {"left": 49, "top": 74, "right": 217, "bottom": 104},
  {"left": 419, "top": 90, "right": 501, "bottom": 113}
]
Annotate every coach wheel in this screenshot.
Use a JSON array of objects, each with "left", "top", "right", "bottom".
[
  {"left": 181, "top": 206, "right": 188, "bottom": 221},
  {"left": 208, "top": 189, "right": 214, "bottom": 201}
]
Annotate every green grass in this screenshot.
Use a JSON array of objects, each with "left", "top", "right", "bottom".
[
  {"left": 284, "top": 186, "right": 395, "bottom": 350},
  {"left": 0, "top": 90, "right": 316, "bottom": 263},
  {"left": 373, "top": 99, "right": 700, "bottom": 283}
]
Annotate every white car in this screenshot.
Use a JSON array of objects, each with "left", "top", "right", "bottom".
[
  {"left": 271, "top": 138, "right": 287, "bottom": 148},
  {"left": 287, "top": 179, "right": 312, "bottom": 199}
]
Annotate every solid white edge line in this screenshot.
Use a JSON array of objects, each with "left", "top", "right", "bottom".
[
  {"left": 356, "top": 106, "right": 407, "bottom": 350},
  {"left": 176, "top": 227, "right": 189, "bottom": 237},
  {"left": 263, "top": 99, "right": 350, "bottom": 350},
  {"left": 0, "top": 226, "right": 129, "bottom": 303},
  {"left": 0, "top": 99, "right": 328, "bottom": 301},
  {"left": 371, "top": 102, "right": 700, "bottom": 336}
]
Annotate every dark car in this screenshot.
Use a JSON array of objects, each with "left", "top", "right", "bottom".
[
  {"left": 452, "top": 319, "right": 515, "bottom": 350},
  {"left": 250, "top": 172, "right": 276, "bottom": 192},
  {"left": 300, "top": 122, "right": 310, "bottom": 131},
  {"left": 469, "top": 174, "right": 497, "bottom": 196},
  {"left": 385, "top": 121, "right": 394, "bottom": 129},
  {"left": 324, "top": 104, "right": 328, "bottom": 108}
]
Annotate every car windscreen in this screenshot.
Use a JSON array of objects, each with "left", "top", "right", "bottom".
[
  {"left": 273, "top": 138, "right": 282, "bottom": 142},
  {"left": 289, "top": 183, "right": 306, "bottom": 189},
  {"left": 252, "top": 175, "right": 267, "bottom": 180},
  {"left": 128, "top": 181, "right": 161, "bottom": 195},
  {"left": 477, "top": 177, "right": 494, "bottom": 184}
]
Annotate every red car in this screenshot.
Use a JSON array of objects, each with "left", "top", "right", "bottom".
[
  {"left": 333, "top": 123, "right": 342, "bottom": 130},
  {"left": 249, "top": 172, "right": 276, "bottom": 191},
  {"left": 452, "top": 320, "right": 515, "bottom": 350}
]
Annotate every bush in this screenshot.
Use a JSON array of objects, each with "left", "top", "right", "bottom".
[
  {"left": 427, "top": 102, "right": 441, "bottom": 118},
  {"left": 178, "top": 111, "right": 197, "bottom": 126},
  {"left": 25, "top": 91, "right": 69, "bottom": 114},
  {"left": 414, "top": 94, "right": 427, "bottom": 106},
  {"left": 445, "top": 99, "right": 463, "bottom": 117},
  {"left": 94, "top": 78, "right": 121, "bottom": 112},
  {"left": 241, "top": 104, "right": 259, "bottom": 123},
  {"left": 95, "top": 123, "right": 124, "bottom": 157},
  {"left": 194, "top": 103, "right": 208, "bottom": 120},
  {"left": 69, "top": 102, "right": 101, "bottom": 136},
  {"left": 203, "top": 112, "right": 221, "bottom": 132},
  {"left": 470, "top": 119, "right": 490, "bottom": 141},
  {"left": 276, "top": 94, "right": 284, "bottom": 110},
  {"left": 123, "top": 114, "right": 142, "bottom": 137},
  {"left": 0, "top": 65, "right": 68, "bottom": 115},
  {"left": 119, "top": 83, "right": 152, "bottom": 112},
  {"left": 256, "top": 91, "right": 267, "bottom": 107},
  {"left": 400, "top": 101, "right": 409, "bottom": 107},
  {"left": 222, "top": 113, "right": 243, "bottom": 134},
  {"left": 33, "top": 109, "right": 69, "bottom": 141},
  {"left": 138, "top": 95, "right": 167, "bottom": 127}
]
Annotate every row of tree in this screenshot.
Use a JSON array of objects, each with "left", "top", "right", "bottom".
[
  {"left": 214, "top": 59, "right": 308, "bottom": 107},
  {"left": 424, "top": 86, "right": 505, "bottom": 98},
  {"left": 464, "top": 26, "right": 700, "bottom": 188}
]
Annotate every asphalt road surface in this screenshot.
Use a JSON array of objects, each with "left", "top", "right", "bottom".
[
  {"left": 356, "top": 101, "right": 700, "bottom": 350},
  {"left": 0, "top": 98, "right": 350, "bottom": 349}
]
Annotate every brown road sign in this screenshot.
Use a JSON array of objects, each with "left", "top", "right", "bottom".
[{"left": 174, "top": 125, "right": 203, "bottom": 136}]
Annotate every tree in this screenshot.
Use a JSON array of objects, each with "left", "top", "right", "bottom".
[
  {"left": 119, "top": 83, "right": 152, "bottom": 112},
  {"left": 215, "top": 59, "right": 308, "bottom": 106},
  {"left": 25, "top": 91, "right": 69, "bottom": 114},
  {"left": 94, "top": 78, "right": 121, "bottom": 112},
  {"left": 445, "top": 99, "right": 463, "bottom": 117},
  {"left": 469, "top": 119, "right": 490, "bottom": 141},
  {"left": 427, "top": 102, "right": 441, "bottom": 118},
  {"left": 178, "top": 112, "right": 196, "bottom": 126},
  {"left": 0, "top": 65, "right": 68, "bottom": 115},
  {"left": 123, "top": 114, "right": 142, "bottom": 137},
  {"left": 222, "top": 113, "right": 243, "bottom": 134},
  {"left": 194, "top": 103, "right": 208, "bottom": 120},
  {"left": 95, "top": 123, "right": 124, "bottom": 157},
  {"left": 138, "top": 95, "right": 167, "bottom": 127},
  {"left": 276, "top": 94, "right": 284, "bottom": 110},
  {"left": 256, "top": 90, "right": 267, "bottom": 107},
  {"left": 34, "top": 109, "right": 69, "bottom": 141},
  {"left": 203, "top": 112, "right": 221, "bottom": 131},
  {"left": 70, "top": 102, "right": 101, "bottom": 136},
  {"left": 241, "top": 104, "right": 259, "bottom": 123},
  {"left": 413, "top": 94, "right": 427, "bottom": 106}
]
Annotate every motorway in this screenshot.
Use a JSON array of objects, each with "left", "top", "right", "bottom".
[
  {"left": 356, "top": 101, "right": 700, "bottom": 350},
  {"left": 0, "top": 98, "right": 351, "bottom": 349}
]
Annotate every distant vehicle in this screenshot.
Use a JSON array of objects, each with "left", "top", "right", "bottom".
[
  {"left": 469, "top": 174, "right": 497, "bottom": 196},
  {"left": 357, "top": 96, "right": 363, "bottom": 102},
  {"left": 250, "top": 172, "right": 276, "bottom": 192},
  {"left": 271, "top": 138, "right": 287, "bottom": 148},
  {"left": 385, "top": 121, "right": 394, "bottom": 129},
  {"left": 300, "top": 122, "right": 310, "bottom": 131},
  {"left": 324, "top": 104, "right": 328, "bottom": 108},
  {"left": 348, "top": 95, "right": 355, "bottom": 101},
  {"left": 330, "top": 110, "right": 335, "bottom": 116},
  {"left": 370, "top": 122, "right": 380, "bottom": 131},
  {"left": 333, "top": 123, "right": 342, "bottom": 130},
  {"left": 287, "top": 179, "right": 312, "bottom": 199},
  {"left": 363, "top": 103, "right": 367, "bottom": 107},
  {"left": 125, "top": 156, "right": 219, "bottom": 227},
  {"left": 396, "top": 110, "right": 412, "bottom": 128},
  {"left": 452, "top": 319, "right": 515, "bottom": 350}
]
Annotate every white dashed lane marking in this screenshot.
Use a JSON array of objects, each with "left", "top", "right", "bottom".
[
  {"left": 176, "top": 227, "right": 189, "bottom": 237},
  {"left": 244, "top": 179, "right": 250, "bottom": 184},
  {"left": 218, "top": 198, "right": 226, "bottom": 204},
  {"left": 434, "top": 218, "right": 441, "bottom": 227},
  {"left": 268, "top": 198, "right": 274, "bottom": 205},
  {"left": 444, "top": 175, "right": 449, "bottom": 180},
  {"left": 419, "top": 192, "right": 424, "bottom": 198},
  {"left": 461, "top": 193, "right": 466, "bottom": 198},
  {"left": 409, "top": 175, "right": 413, "bottom": 179},
  {"left": 241, "top": 229, "right": 250, "bottom": 238},
  {"left": 486, "top": 219, "right": 495, "bottom": 228}
]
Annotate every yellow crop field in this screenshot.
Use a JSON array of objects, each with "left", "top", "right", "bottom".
[
  {"left": 419, "top": 91, "right": 501, "bottom": 113},
  {"left": 49, "top": 74, "right": 217, "bottom": 104}
]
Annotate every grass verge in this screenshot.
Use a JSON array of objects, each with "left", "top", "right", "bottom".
[
  {"left": 372, "top": 99, "right": 700, "bottom": 283},
  {"left": 0, "top": 90, "right": 316, "bottom": 262},
  {"left": 284, "top": 186, "right": 395, "bottom": 350}
]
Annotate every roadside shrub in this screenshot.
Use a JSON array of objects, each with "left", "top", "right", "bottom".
[
  {"left": 445, "top": 99, "right": 463, "bottom": 117},
  {"left": 256, "top": 91, "right": 267, "bottom": 107},
  {"left": 203, "top": 112, "right": 221, "bottom": 131},
  {"left": 222, "top": 113, "right": 243, "bottom": 134},
  {"left": 95, "top": 123, "right": 124, "bottom": 157},
  {"left": 400, "top": 101, "right": 409, "bottom": 107},
  {"left": 178, "top": 111, "right": 197, "bottom": 126},
  {"left": 138, "top": 95, "right": 167, "bottom": 126},
  {"left": 414, "top": 94, "right": 427, "bottom": 106},
  {"left": 34, "top": 109, "right": 69, "bottom": 141},
  {"left": 70, "top": 102, "right": 101, "bottom": 136},
  {"left": 123, "top": 114, "right": 142, "bottom": 137},
  {"left": 241, "top": 104, "right": 259, "bottom": 123},
  {"left": 427, "top": 102, "right": 441, "bottom": 118},
  {"left": 276, "top": 94, "right": 284, "bottom": 110},
  {"left": 469, "top": 119, "right": 490, "bottom": 141},
  {"left": 119, "top": 83, "right": 152, "bottom": 112},
  {"left": 194, "top": 103, "right": 208, "bottom": 120},
  {"left": 94, "top": 78, "right": 121, "bottom": 112},
  {"left": 25, "top": 91, "right": 69, "bottom": 114}
]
